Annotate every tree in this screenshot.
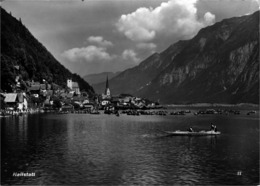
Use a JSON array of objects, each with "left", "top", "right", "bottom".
[
  {"left": 0, "top": 97, "right": 6, "bottom": 109},
  {"left": 53, "top": 99, "right": 62, "bottom": 108}
]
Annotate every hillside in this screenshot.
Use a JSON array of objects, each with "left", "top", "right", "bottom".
[
  {"left": 83, "top": 71, "right": 121, "bottom": 85},
  {"left": 93, "top": 11, "right": 259, "bottom": 104},
  {"left": 0, "top": 8, "right": 94, "bottom": 95},
  {"left": 93, "top": 40, "right": 187, "bottom": 95}
]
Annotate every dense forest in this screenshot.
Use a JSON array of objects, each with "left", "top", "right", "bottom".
[{"left": 0, "top": 7, "right": 94, "bottom": 96}]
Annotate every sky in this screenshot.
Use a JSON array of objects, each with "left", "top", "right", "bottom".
[{"left": 1, "top": 0, "right": 259, "bottom": 76}]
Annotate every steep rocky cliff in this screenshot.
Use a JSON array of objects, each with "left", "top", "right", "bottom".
[
  {"left": 1, "top": 8, "right": 95, "bottom": 95},
  {"left": 94, "top": 11, "right": 259, "bottom": 104}
]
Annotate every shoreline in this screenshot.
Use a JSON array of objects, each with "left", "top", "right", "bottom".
[{"left": 165, "top": 103, "right": 259, "bottom": 108}]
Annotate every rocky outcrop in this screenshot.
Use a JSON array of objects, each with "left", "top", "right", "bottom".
[{"left": 136, "top": 11, "right": 259, "bottom": 104}]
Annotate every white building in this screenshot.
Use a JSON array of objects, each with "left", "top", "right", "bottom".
[{"left": 67, "top": 79, "right": 80, "bottom": 95}]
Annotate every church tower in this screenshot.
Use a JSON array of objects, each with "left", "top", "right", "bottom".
[
  {"left": 67, "top": 79, "right": 72, "bottom": 89},
  {"left": 104, "top": 75, "right": 111, "bottom": 97}
]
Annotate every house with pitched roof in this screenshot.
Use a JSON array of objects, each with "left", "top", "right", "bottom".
[
  {"left": 3, "top": 93, "right": 27, "bottom": 110},
  {"left": 4, "top": 93, "right": 17, "bottom": 109},
  {"left": 28, "top": 85, "right": 41, "bottom": 97}
]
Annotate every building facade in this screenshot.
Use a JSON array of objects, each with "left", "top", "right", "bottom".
[{"left": 67, "top": 79, "right": 80, "bottom": 95}]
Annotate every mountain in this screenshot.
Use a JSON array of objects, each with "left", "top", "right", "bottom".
[
  {"left": 0, "top": 8, "right": 95, "bottom": 95},
  {"left": 93, "top": 41, "right": 187, "bottom": 95},
  {"left": 94, "top": 11, "right": 259, "bottom": 104},
  {"left": 83, "top": 71, "right": 121, "bottom": 86}
]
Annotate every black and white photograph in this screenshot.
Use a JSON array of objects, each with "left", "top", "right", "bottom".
[{"left": 0, "top": 0, "right": 259, "bottom": 185}]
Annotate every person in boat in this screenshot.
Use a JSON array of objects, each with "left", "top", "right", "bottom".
[
  {"left": 187, "top": 127, "right": 193, "bottom": 132},
  {"left": 210, "top": 124, "right": 215, "bottom": 131},
  {"left": 210, "top": 124, "right": 217, "bottom": 132},
  {"left": 214, "top": 125, "right": 218, "bottom": 132}
]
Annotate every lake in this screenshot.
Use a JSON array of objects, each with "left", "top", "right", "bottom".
[{"left": 1, "top": 108, "right": 259, "bottom": 185}]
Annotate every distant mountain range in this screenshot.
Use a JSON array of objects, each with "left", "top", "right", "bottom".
[
  {"left": 93, "top": 11, "right": 259, "bottom": 104},
  {"left": 1, "top": 8, "right": 94, "bottom": 95},
  {"left": 83, "top": 71, "right": 121, "bottom": 85}
]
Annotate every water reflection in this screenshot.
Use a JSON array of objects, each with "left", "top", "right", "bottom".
[{"left": 1, "top": 112, "right": 259, "bottom": 185}]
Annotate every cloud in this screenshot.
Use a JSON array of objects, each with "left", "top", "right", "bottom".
[
  {"left": 62, "top": 36, "right": 115, "bottom": 63},
  {"left": 255, "top": 0, "right": 260, "bottom": 8},
  {"left": 87, "top": 36, "right": 113, "bottom": 47},
  {"left": 122, "top": 49, "right": 140, "bottom": 63},
  {"left": 203, "top": 12, "right": 215, "bottom": 25},
  {"left": 196, "top": 0, "right": 259, "bottom": 22},
  {"left": 61, "top": 45, "right": 115, "bottom": 63},
  {"left": 136, "top": 42, "right": 157, "bottom": 51},
  {"left": 116, "top": 0, "right": 216, "bottom": 42}
]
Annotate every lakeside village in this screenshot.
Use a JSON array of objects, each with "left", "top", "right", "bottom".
[
  {"left": 0, "top": 67, "right": 256, "bottom": 117},
  {"left": 0, "top": 69, "right": 162, "bottom": 117}
]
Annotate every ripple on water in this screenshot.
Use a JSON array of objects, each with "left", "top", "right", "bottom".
[{"left": 1, "top": 112, "right": 259, "bottom": 185}]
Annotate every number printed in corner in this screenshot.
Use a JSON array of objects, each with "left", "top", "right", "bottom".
[{"left": 237, "top": 171, "right": 242, "bottom": 176}]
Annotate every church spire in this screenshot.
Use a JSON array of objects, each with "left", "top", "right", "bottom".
[
  {"left": 106, "top": 75, "right": 109, "bottom": 89},
  {"left": 104, "top": 75, "right": 111, "bottom": 97}
]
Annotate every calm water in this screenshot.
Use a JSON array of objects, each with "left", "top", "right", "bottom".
[{"left": 1, "top": 108, "right": 259, "bottom": 185}]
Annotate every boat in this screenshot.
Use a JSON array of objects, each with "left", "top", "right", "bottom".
[{"left": 160, "top": 130, "right": 221, "bottom": 136}]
